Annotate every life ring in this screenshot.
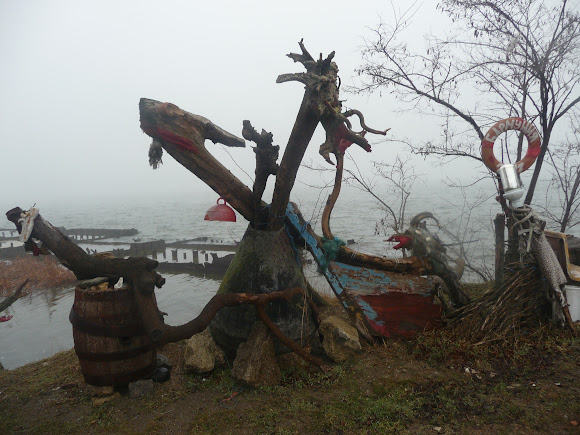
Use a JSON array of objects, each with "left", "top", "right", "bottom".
[{"left": 481, "top": 117, "right": 541, "bottom": 173}]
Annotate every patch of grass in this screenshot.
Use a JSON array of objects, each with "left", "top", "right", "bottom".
[
  {"left": 86, "top": 402, "right": 120, "bottom": 429},
  {"left": 2, "top": 325, "right": 579, "bottom": 434},
  {"left": 184, "top": 364, "right": 239, "bottom": 393},
  {"left": 279, "top": 363, "right": 346, "bottom": 389},
  {"left": 405, "top": 320, "right": 580, "bottom": 378},
  {"left": 28, "top": 419, "right": 82, "bottom": 434},
  {"left": 0, "top": 349, "right": 81, "bottom": 397}
]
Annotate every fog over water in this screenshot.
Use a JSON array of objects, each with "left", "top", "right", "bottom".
[
  {"left": 0, "top": 0, "right": 572, "bottom": 370},
  {"left": 0, "top": 0, "right": 491, "bottom": 207}
]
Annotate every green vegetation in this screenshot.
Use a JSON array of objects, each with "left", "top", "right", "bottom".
[{"left": 1, "top": 323, "right": 578, "bottom": 434}]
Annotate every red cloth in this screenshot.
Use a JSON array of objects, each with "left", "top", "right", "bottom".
[{"left": 387, "top": 235, "right": 413, "bottom": 250}]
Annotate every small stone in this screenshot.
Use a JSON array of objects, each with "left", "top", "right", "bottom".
[
  {"left": 184, "top": 329, "right": 226, "bottom": 373},
  {"left": 151, "top": 367, "right": 170, "bottom": 383},
  {"left": 91, "top": 392, "right": 120, "bottom": 407},
  {"left": 277, "top": 352, "right": 310, "bottom": 372},
  {"left": 318, "top": 315, "right": 361, "bottom": 362},
  {"left": 232, "top": 322, "right": 281, "bottom": 387},
  {"left": 156, "top": 354, "right": 172, "bottom": 370},
  {"left": 129, "top": 379, "right": 155, "bottom": 398}
]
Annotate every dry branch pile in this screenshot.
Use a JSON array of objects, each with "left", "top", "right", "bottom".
[
  {"left": 0, "top": 256, "right": 77, "bottom": 295},
  {"left": 446, "top": 263, "right": 551, "bottom": 343}
]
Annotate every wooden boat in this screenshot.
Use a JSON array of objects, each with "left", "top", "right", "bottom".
[
  {"left": 285, "top": 204, "right": 441, "bottom": 338},
  {"left": 284, "top": 151, "right": 443, "bottom": 338}
]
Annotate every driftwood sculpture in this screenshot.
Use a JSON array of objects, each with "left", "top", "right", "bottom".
[
  {"left": 6, "top": 41, "right": 456, "bottom": 370},
  {"left": 5, "top": 207, "right": 326, "bottom": 368}
]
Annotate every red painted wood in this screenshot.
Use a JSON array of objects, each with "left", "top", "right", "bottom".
[{"left": 357, "top": 292, "right": 442, "bottom": 338}]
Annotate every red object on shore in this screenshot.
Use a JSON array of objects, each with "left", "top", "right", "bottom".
[
  {"left": 0, "top": 315, "right": 13, "bottom": 322},
  {"left": 204, "top": 198, "right": 236, "bottom": 222}
]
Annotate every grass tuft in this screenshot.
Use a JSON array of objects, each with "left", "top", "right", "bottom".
[{"left": 0, "top": 256, "right": 76, "bottom": 295}]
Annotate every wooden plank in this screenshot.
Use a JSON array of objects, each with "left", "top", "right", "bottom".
[
  {"left": 285, "top": 204, "right": 441, "bottom": 337},
  {"left": 329, "top": 261, "right": 439, "bottom": 337},
  {"left": 329, "top": 262, "right": 433, "bottom": 297}
]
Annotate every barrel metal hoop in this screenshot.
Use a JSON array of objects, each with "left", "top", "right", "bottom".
[
  {"left": 74, "top": 344, "right": 154, "bottom": 362},
  {"left": 69, "top": 307, "right": 144, "bottom": 337}
]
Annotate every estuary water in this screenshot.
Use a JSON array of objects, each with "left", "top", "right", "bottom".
[{"left": 0, "top": 183, "right": 519, "bottom": 369}]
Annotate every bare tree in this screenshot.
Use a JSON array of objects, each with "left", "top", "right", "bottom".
[
  {"left": 355, "top": 0, "right": 580, "bottom": 205},
  {"left": 312, "top": 150, "right": 493, "bottom": 281},
  {"left": 345, "top": 154, "right": 421, "bottom": 236},
  {"left": 538, "top": 115, "right": 580, "bottom": 231}
]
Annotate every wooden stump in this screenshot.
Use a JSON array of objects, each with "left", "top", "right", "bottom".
[{"left": 210, "top": 226, "right": 316, "bottom": 357}]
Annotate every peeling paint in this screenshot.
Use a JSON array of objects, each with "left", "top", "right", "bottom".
[{"left": 285, "top": 205, "right": 442, "bottom": 338}]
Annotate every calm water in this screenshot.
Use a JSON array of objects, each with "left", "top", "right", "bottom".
[{"left": 0, "top": 183, "right": 529, "bottom": 369}]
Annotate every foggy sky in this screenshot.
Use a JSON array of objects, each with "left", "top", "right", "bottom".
[{"left": 0, "top": 1, "right": 492, "bottom": 210}]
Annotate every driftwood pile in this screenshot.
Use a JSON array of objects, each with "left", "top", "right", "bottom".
[{"left": 446, "top": 263, "right": 550, "bottom": 343}]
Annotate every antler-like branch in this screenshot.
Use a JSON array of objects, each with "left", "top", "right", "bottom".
[
  {"left": 343, "top": 109, "right": 390, "bottom": 136},
  {"left": 243, "top": 120, "right": 280, "bottom": 215},
  {"left": 319, "top": 103, "right": 390, "bottom": 165},
  {"left": 287, "top": 38, "right": 315, "bottom": 65}
]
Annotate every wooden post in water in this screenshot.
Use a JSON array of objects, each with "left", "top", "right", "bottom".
[{"left": 494, "top": 213, "right": 505, "bottom": 288}]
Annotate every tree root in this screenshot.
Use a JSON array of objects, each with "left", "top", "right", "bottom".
[{"left": 0, "top": 279, "right": 29, "bottom": 313}]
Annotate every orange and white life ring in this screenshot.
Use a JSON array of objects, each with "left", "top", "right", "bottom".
[{"left": 481, "top": 117, "right": 542, "bottom": 173}]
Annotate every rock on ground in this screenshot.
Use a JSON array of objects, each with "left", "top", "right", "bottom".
[
  {"left": 232, "top": 322, "right": 281, "bottom": 387},
  {"left": 184, "top": 329, "right": 226, "bottom": 373},
  {"left": 318, "top": 315, "right": 361, "bottom": 362},
  {"left": 128, "top": 379, "right": 155, "bottom": 399}
]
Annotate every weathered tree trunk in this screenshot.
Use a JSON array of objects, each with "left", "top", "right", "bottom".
[
  {"left": 210, "top": 225, "right": 317, "bottom": 357},
  {"left": 137, "top": 42, "right": 387, "bottom": 357},
  {"left": 139, "top": 99, "right": 256, "bottom": 222},
  {"left": 0, "top": 279, "right": 29, "bottom": 313},
  {"left": 138, "top": 97, "right": 320, "bottom": 356},
  {"left": 5, "top": 207, "right": 326, "bottom": 368},
  {"left": 494, "top": 213, "right": 505, "bottom": 289}
]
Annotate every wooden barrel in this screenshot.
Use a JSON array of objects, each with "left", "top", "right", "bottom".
[{"left": 69, "top": 285, "right": 157, "bottom": 386}]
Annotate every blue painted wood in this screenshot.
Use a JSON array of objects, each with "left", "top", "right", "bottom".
[
  {"left": 285, "top": 204, "right": 438, "bottom": 337},
  {"left": 330, "top": 262, "right": 433, "bottom": 297},
  {"left": 285, "top": 205, "right": 347, "bottom": 298}
]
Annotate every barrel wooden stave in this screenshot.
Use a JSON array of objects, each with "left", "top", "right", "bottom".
[{"left": 70, "top": 285, "right": 156, "bottom": 386}]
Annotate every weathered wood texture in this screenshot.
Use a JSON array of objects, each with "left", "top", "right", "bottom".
[
  {"left": 270, "top": 41, "right": 387, "bottom": 229},
  {"left": 321, "top": 153, "right": 344, "bottom": 240},
  {"left": 494, "top": 213, "right": 505, "bottom": 288},
  {"left": 5, "top": 207, "right": 325, "bottom": 368},
  {"left": 0, "top": 279, "right": 29, "bottom": 313},
  {"left": 70, "top": 285, "right": 157, "bottom": 386},
  {"left": 287, "top": 203, "right": 433, "bottom": 276},
  {"left": 163, "top": 287, "right": 326, "bottom": 369},
  {"left": 268, "top": 91, "right": 320, "bottom": 229},
  {"left": 242, "top": 120, "right": 279, "bottom": 216},
  {"left": 139, "top": 99, "right": 256, "bottom": 222}
]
